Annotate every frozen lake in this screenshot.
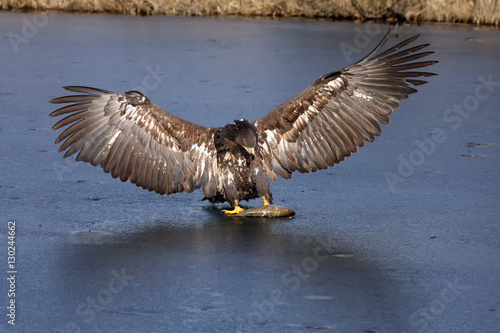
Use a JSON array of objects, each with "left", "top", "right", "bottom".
[{"left": 1, "top": 11, "right": 499, "bottom": 332}]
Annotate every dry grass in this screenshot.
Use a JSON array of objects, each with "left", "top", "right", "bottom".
[{"left": 0, "top": 0, "right": 498, "bottom": 26}]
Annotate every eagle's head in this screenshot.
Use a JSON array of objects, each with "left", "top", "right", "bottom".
[{"left": 234, "top": 119, "right": 257, "bottom": 158}]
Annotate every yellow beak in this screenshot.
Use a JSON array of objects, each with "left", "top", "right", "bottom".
[{"left": 243, "top": 146, "right": 255, "bottom": 157}]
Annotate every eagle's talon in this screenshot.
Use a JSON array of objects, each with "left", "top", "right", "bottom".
[
  {"left": 262, "top": 197, "right": 270, "bottom": 206},
  {"left": 224, "top": 206, "right": 244, "bottom": 215}
]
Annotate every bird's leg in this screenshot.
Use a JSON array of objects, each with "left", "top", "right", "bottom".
[
  {"left": 224, "top": 200, "right": 244, "bottom": 215},
  {"left": 262, "top": 196, "right": 270, "bottom": 206}
]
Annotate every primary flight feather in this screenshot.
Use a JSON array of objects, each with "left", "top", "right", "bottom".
[{"left": 50, "top": 30, "right": 437, "bottom": 215}]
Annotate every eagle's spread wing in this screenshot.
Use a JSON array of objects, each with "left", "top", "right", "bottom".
[
  {"left": 253, "top": 30, "right": 437, "bottom": 181},
  {"left": 50, "top": 86, "right": 218, "bottom": 196}
]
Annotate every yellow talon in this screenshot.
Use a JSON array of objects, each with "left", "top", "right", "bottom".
[
  {"left": 262, "top": 197, "right": 270, "bottom": 206},
  {"left": 224, "top": 201, "right": 244, "bottom": 215}
]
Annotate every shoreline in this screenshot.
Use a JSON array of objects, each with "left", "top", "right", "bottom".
[{"left": 1, "top": 0, "right": 498, "bottom": 27}]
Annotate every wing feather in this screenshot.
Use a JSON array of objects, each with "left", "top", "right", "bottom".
[
  {"left": 254, "top": 29, "right": 437, "bottom": 179},
  {"left": 50, "top": 86, "right": 218, "bottom": 196}
]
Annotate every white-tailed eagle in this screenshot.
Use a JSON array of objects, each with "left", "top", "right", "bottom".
[{"left": 50, "top": 30, "right": 437, "bottom": 215}]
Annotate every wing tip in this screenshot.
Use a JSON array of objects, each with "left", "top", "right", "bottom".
[{"left": 63, "top": 86, "right": 111, "bottom": 94}]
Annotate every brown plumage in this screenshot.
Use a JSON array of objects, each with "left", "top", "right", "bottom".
[{"left": 50, "top": 30, "right": 437, "bottom": 214}]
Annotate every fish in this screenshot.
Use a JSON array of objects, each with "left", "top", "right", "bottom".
[{"left": 234, "top": 205, "right": 295, "bottom": 218}]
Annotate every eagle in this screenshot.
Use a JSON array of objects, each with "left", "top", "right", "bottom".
[{"left": 50, "top": 30, "right": 437, "bottom": 215}]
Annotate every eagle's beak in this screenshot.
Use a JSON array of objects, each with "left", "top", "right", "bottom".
[{"left": 243, "top": 146, "right": 255, "bottom": 157}]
